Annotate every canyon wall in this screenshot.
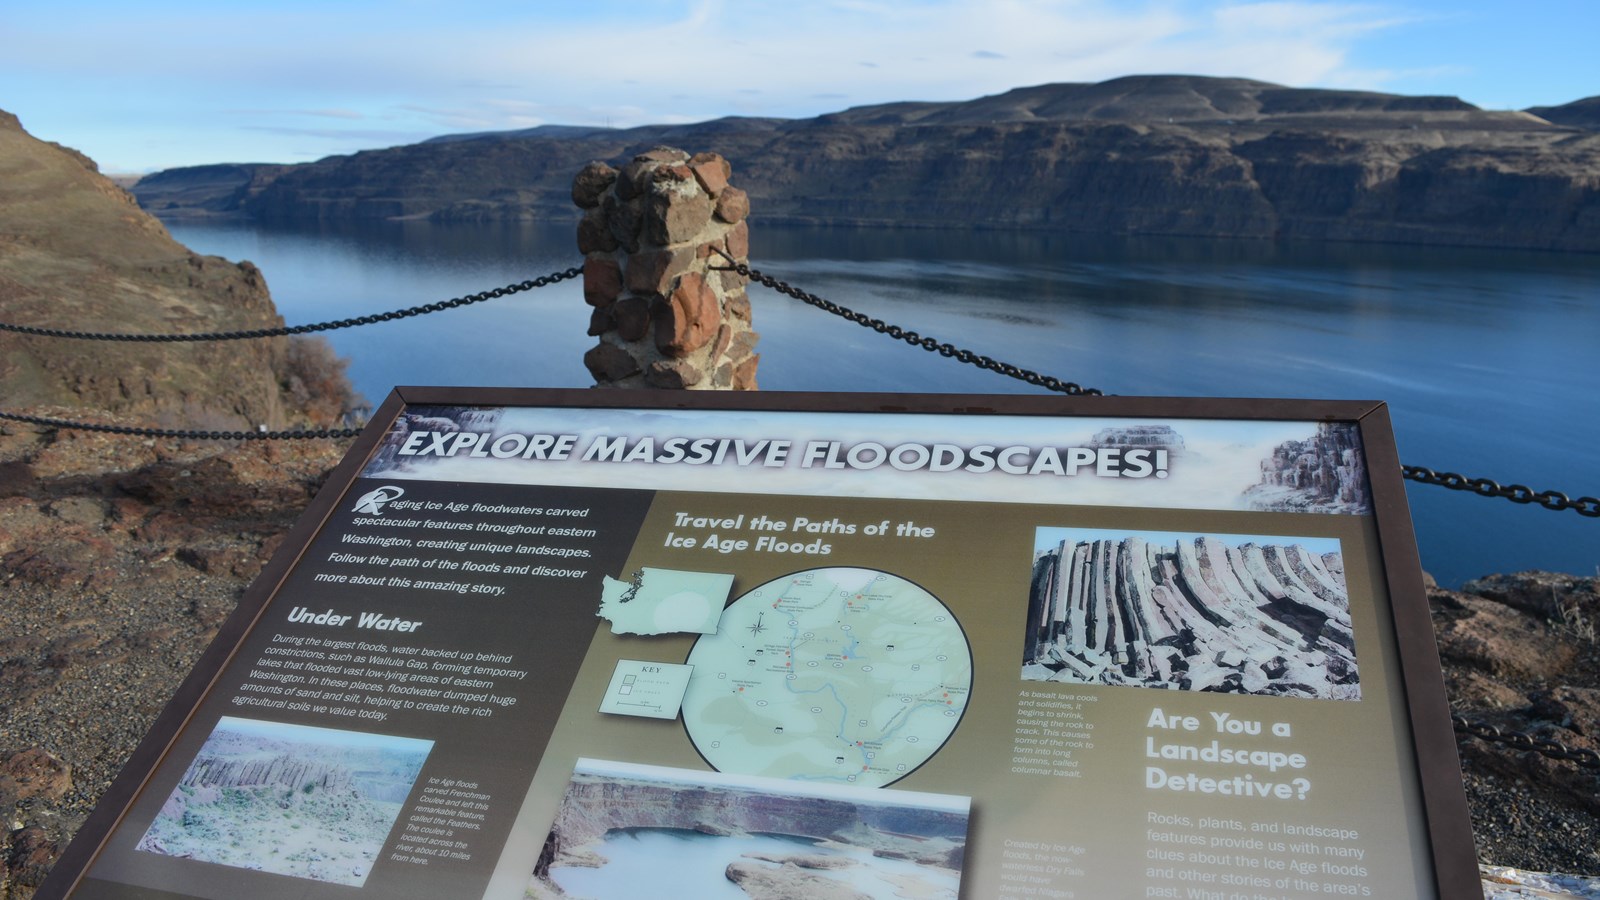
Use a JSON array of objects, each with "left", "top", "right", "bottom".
[
  {"left": 134, "top": 76, "right": 1600, "bottom": 253},
  {"left": 536, "top": 774, "right": 967, "bottom": 878}
]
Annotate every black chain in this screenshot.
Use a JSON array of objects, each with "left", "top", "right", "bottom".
[
  {"left": 0, "top": 410, "right": 359, "bottom": 441},
  {"left": 1403, "top": 466, "right": 1600, "bottom": 518},
  {"left": 0, "top": 267, "right": 582, "bottom": 342},
  {"left": 8, "top": 256, "right": 1600, "bottom": 519},
  {"left": 717, "top": 258, "right": 1103, "bottom": 397},
  {"left": 1454, "top": 715, "right": 1600, "bottom": 770}
]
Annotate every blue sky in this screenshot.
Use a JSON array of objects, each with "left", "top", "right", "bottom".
[{"left": 2, "top": 0, "right": 1596, "bottom": 173}]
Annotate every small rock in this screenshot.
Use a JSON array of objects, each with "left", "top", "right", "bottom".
[
  {"left": 714, "top": 186, "right": 749, "bottom": 224},
  {"left": 655, "top": 272, "right": 720, "bottom": 357},
  {"left": 688, "top": 152, "right": 731, "bottom": 196},
  {"left": 0, "top": 748, "right": 72, "bottom": 805},
  {"left": 582, "top": 343, "right": 640, "bottom": 382},
  {"left": 582, "top": 257, "right": 623, "bottom": 307},
  {"left": 570, "top": 162, "right": 617, "bottom": 209}
]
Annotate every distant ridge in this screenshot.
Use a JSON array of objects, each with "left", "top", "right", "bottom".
[
  {"left": 811, "top": 75, "right": 1478, "bottom": 126},
  {"left": 1526, "top": 96, "right": 1600, "bottom": 130},
  {"left": 132, "top": 75, "right": 1600, "bottom": 253}
]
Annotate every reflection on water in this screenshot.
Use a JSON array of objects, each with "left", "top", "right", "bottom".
[
  {"left": 166, "top": 220, "right": 1600, "bottom": 586},
  {"left": 548, "top": 828, "right": 958, "bottom": 899}
]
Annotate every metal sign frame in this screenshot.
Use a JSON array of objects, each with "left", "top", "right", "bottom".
[{"left": 46, "top": 389, "right": 1472, "bottom": 896}]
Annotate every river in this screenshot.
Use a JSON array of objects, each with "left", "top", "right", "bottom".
[
  {"left": 545, "top": 828, "right": 958, "bottom": 898},
  {"left": 165, "top": 219, "right": 1599, "bottom": 588}
]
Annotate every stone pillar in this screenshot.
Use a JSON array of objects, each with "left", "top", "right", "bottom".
[{"left": 573, "top": 147, "right": 758, "bottom": 389}]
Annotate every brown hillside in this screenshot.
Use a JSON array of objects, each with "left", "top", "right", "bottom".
[{"left": 0, "top": 110, "right": 357, "bottom": 429}]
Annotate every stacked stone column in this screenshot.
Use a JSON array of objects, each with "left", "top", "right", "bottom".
[{"left": 574, "top": 147, "right": 758, "bottom": 389}]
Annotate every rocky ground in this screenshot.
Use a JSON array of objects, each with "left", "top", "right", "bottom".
[
  {"left": 0, "top": 411, "right": 346, "bottom": 897},
  {"left": 1433, "top": 570, "right": 1600, "bottom": 876},
  {"left": 0, "top": 413, "right": 1596, "bottom": 898}
]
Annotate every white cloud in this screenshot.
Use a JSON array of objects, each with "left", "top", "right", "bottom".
[
  {"left": 0, "top": 0, "right": 1444, "bottom": 168},
  {"left": 1209, "top": 1, "right": 1413, "bottom": 38},
  {"left": 221, "top": 108, "right": 367, "bottom": 120},
  {"left": 240, "top": 125, "right": 433, "bottom": 144},
  {"left": 14, "top": 2, "right": 1408, "bottom": 107}
]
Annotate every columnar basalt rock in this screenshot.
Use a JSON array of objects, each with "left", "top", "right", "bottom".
[
  {"left": 179, "top": 753, "right": 354, "bottom": 795},
  {"left": 1023, "top": 535, "right": 1359, "bottom": 699},
  {"left": 574, "top": 148, "right": 758, "bottom": 390}
]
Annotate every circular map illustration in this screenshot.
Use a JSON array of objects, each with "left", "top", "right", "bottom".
[{"left": 682, "top": 567, "right": 972, "bottom": 787}]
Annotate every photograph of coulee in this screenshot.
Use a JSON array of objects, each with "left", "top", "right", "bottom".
[
  {"left": 1022, "top": 528, "right": 1358, "bottom": 700},
  {"left": 136, "top": 717, "right": 433, "bottom": 886},
  {"left": 528, "top": 759, "right": 970, "bottom": 899}
]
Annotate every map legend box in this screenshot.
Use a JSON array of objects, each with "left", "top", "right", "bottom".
[{"left": 598, "top": 660, "right": 695, "bottom": 720}]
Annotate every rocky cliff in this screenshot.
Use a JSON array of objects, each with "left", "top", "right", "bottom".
[
  {"left": 130, "top": 162, "right": 291, "bottom": 218},
  {"left": 131, "top": 76, "right": 1600, "bottom": 252},
  {"left": 0, "top": 109, "right": 357, "bottom": 429},
  {"left": 179, "top": 751, "right": 354, "bottom": 796},
  {"left": 1246, "top": 421, "right": 1371, "bottom": 514},
  {"left": 533, "top": 771, "right": 966, "bottom": 894},
  {"left": 0, "top": 421, "right": 349, "bottom": 897}
]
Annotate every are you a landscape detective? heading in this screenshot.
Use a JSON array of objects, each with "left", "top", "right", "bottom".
[{"left": 396, "top": 431, "right": 1172, "bottom": 479}]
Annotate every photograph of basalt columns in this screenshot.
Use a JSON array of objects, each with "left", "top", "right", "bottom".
[{"left": 574, "top": 148, "right": 758, "bottom": 390}]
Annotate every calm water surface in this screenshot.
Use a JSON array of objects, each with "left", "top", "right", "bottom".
[
  {"left": 166, "top": 220, "right": 1600, "bottom": 587},
  {"left": 547, "top": 828, "right": 958, "bottom": 899}
]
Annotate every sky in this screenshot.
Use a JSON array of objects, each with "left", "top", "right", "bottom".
[{"left": 2, "top": 0, "right": 1597, "bottom": 174}]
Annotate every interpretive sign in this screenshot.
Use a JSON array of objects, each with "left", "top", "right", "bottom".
[{"left": 44, "top": 389, "right": 1478, "bottom": 899}]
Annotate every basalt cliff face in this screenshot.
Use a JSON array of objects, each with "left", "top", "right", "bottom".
[
  {"left": 0, "top": 110, "right": 357, "bottom": 429},
  {"left": 1246, "top": 421, "right": 1370, "bottom": 514},
  {"left": 131, "top": 162, "right": 292, "bottom": 217},
  {"left": 531, "top": 772, "right": 966, "bottom": 898},
  {"left": 178, "top": 750, "right": 354, "bottom": 795},
  {"left": 132, "top": 76, "right": 1600, "bottom": 252},
  {"left": 542, "top": 778, "right": 967, "bottom": 857}
]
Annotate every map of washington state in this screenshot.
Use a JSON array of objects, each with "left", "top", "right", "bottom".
[
  {"left": 597, "top": 567, "right": 734, "bottom": 636},
  {"left": 681, "top": 568, "right": 972, "bottom": 787}
]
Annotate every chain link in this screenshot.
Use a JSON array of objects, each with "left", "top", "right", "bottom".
[
  {"left": 0, "top": 409, "right": 358, "bottom": 440},
  {"left": 0, "top": 267, "right": 582, "bottom": 342},
  {"left": 1454, "top": 715, "right": 1600, "bottom": 770},
  {"left": 0, "top": 267, "right": 581, "bottom": 439},
  {"left": 8, "top": 256, "right": 1600, "bottom": 520},
  {"left": 718, "top": 259, "right": 1103, "bottom": 397},
  {"left": 1403, "top": 465, "right": 1600, "bottom": 518}
]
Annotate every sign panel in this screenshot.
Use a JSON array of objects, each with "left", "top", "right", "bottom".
[{"left": 45, "top": 389, "right": 1476, "bottom": 899}]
